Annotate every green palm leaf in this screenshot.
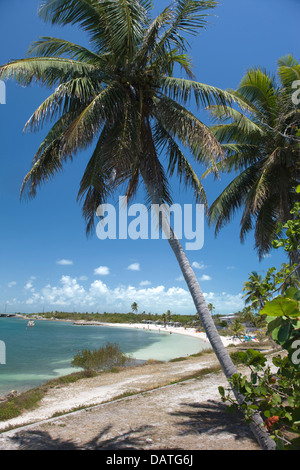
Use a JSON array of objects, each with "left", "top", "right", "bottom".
[{"left": 207, "top": 55, "right": 300, "bottom": 259}]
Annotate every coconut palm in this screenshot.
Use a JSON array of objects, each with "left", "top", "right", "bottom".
[
  {"left": 229, "top": 318, "right": 245, "bottom": 340},
  {"left": 0, "top": 0, "right": 275, "bottom": 449},
  {"left": 242, "top": 271, "right": 266, "bottom": 311},
  {"left": 165, "top": 309, "right": 172, "bottom": 323},
  {"left": 207, "top": 302, "right": 215, "bottom": 314},
  {"left": 131, "top": 302, "right": 138, "bottom": 314},
  {"left": 206, "top": 55, "right": 300, "bottom": 265}
]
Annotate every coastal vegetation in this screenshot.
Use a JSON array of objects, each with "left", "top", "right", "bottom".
[
  {"left": 71, "top": 342, "right": 132, "bottom": 371},
  {"left": 0, "top": 369, "right": 96, "bottom": 422},
  {"left": 21, "top": 310, "right": 200, "bottom": 326},
  {"left": 0, "top": 0, "right": 299, "bottom": 451},
  {"left": 219, "top": 195, "right": 300, "bottom": 450},
  {"left": 206, "top": 56, "right": 300, "bottom": 265}
]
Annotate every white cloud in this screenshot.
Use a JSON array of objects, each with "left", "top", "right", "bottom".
[
  {"left": 94, "top": 266, "right": 110, "bottom": 276},
  {"left": 20, "top": 275, "right": 244, "bottom": 315},
  {"left": 127, "top": 263, "right": 140, "bottom": 271},
  {"left": 57, "top": 259, "right": 73, "bottom": 265},
  {"left": 139, "top": 280, "right": 151, "bottom": 286},
  {"left": 202, "top": 291, "right": 244, "bottom": 314},
  {"left": 199, "top": 274, "right": 212, "bottom": 281},
  {"left": 192, "top": 261, "right": 206, "bottom": 270},
  {"left": 78, "top": 276, "right": 88, "bottom": 281},
  {"left": 176, "top": 275, "right": 184, "bottom": 282},
  {"left": 24, "top": 281, "right": 34, "bottom": 290},
  {"left": 21, "top": 276, "right": 190, "bottom": 313},
  {"left": 7, "top": 281, "right": 17, "bottom": 288}
]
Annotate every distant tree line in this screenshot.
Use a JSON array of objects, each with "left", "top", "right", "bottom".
[{"left": 27, "top": 310, "right": 201, "bottom": 326}]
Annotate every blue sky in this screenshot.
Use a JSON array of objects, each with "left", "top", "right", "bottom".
[{"left": 0, "top": 0, "right": 298, "bottom": 315}]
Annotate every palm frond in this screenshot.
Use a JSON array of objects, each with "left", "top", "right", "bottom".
[
  {"left": 153, "top": 122, "right": 207, "bottom": 205},
  {"left": 237, "top": 68, "right": 278, "bottom": 123},
  {"left": 20, "top": 111, "right": 82, "bottom": 199},
  {"left": 161, "top": 76, "right": 236, "bottom": 109},
  {"left": 99, "top": 0, "right": 147, "bottom": 58},
  {"left": 158, "top": 0, "right": 217, "bottom": 52},
  {"left": 24, "top": 76, "right": 101, "bottom": 132},
  {"left": 60, "top": 83, "right": 125, "bottom": 156},
  {"left": 154, "top": 95, "right": 223, "bottom": 171},
  {"left": 38, "top": 0, "right": 107, "bottom": 52},
  {"left": 277, "top": 54, "right": 300, "bottom": 88},
  {"left": 208, "top": 164, "right": 261, "bottom": 235},
  {"left": 27, "top": 37, "right": 104, "bottom": 65},
  {"left": 134, "top": 6, "right": 173, "bottom": 69},
  {"left": 0, "top": 57, "right": 96, "bottom": 87}
]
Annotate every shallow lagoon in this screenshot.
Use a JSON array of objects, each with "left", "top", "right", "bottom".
[{"left": 0, "top": 317, "right": 208, "bottom": 395}]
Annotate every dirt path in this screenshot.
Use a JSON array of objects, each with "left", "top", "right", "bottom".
[{"left": 0, "top": 353, "right": 262, "bottom": 450}]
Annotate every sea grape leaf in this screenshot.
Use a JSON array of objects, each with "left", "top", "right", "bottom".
[{"left": 261, "top": 296, "right": 299, "bottom": 317}]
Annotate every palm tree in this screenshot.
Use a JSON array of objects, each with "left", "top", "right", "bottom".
[
  {"left": 206, "top": 55, "right": 300, "bottom": 266},
  {"left": 242, "top": 271, "right": 266, "bottom": 311},
  {"left": 131, "top": 302, "right": 138, "bottom": 314},
  {"left": 194, "top": 311, "right": 203, "bottom": 330},
  {"left": 161, "top": 312, "right": 167, "bottom": 328},
  {"left": 165, "top": 309, "right": 172, "bottom": 323},
  {"left": 229, "top": 318, "right": 245, "bottom": 340},
  {"left": 207, "top": 302, "right": 215, "bottom": 314},
  {"left": 0, "top": 0, "right": 275, "bottom": 449}
]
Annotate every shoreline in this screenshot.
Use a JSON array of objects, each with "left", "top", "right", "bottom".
[
  {"left": 0, "top": 320, "right": 260, "bottom": 439},
  {"left": 71, "top": 320, "right": 243, "bottom": 348},
  {"left": 18, "top": 314, "right": 244, "bottom": 347}
]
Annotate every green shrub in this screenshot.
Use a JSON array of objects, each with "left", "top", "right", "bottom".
[{"left": 71, "top": 342, "right": 131, "bottom": 371}]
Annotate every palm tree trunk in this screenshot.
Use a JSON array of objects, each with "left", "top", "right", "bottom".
[{"left": 140, "top": 167, "right": 276, "bottom": 450}]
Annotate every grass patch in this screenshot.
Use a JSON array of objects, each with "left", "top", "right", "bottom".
[
  {"left": 144, "top": 359, "right": 163, "bottom": 365},
  {"left": 0, "top": 370, "right": 96, "bottom": 422},
  {"left": 168, "top": 365, "right": 221, "bottom": 385},
  {"left": 168, "top": 348, "right": 213, "bottom": 362},
  {"left": 168, "top": 356, "right": 189, "bottom": 362},
  {"left": 0, "top": 388, "right": 44, "bottom": 421}
]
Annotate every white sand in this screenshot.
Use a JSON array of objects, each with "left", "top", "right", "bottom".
[{"left": 73, "top": 320, "right": 243, "bottom": 347}]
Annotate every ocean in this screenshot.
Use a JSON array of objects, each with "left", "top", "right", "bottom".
[{"left": 0, "top": 317, "right": 208, "bottom": 396}]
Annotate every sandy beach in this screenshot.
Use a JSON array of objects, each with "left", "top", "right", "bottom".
[{"left": 71, "top": 320, "right": 243, "bottom": 348}]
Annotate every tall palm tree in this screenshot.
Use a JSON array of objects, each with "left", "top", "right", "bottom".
[
  {"left": 0, "top": 0, "right": 275, "bottom": 449},
  {"left": 242, "top": 271, "right": 266, "bottom": 311},
  {"left": 207, "top": 302, "right": 215, "bottom": 314},
  {"left": 165, "top": 309, "right": 172, "bottom": 323},
  {"left": 229, "top": 318, "right": 245, "bottom": 340},
  {"left": 205, "top": 55, "right": 300, "bottom": 266},
  {"left": 131, "top": 301, "right": 138, "bottom": 314}
]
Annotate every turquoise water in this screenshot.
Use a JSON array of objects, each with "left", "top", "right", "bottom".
[{"left": 0, "top": 318, "right": 208, "bottom": 395}]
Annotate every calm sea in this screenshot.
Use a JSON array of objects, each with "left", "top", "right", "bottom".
[{"left": 0, "top": 317, "right": 208, "bottom": 396}]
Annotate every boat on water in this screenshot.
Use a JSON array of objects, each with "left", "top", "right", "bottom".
[{"left": 27, "top": 320, "right": 35, "bottom": 328}]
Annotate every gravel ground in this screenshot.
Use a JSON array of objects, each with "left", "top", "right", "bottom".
[{"left": 0, "top": 352, "right": 262, "bottom": 451}]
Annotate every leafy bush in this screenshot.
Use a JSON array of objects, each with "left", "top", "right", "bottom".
[
  {"left": 219, "top": 192, "right": 300, "bottom": 450},
  {"left": 71, "top": 342, "right": 132, "bottom": 371}
]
